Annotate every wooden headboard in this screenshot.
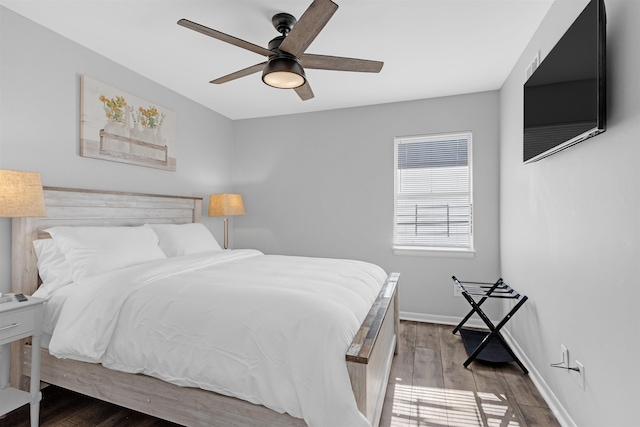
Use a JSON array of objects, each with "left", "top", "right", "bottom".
[{"left": 11, "top": 187, "right": 203, "bottom": 296}]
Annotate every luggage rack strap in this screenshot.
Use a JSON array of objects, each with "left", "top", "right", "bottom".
[{"left": 452, "top": 276, "right": 522, "bottom": 299}]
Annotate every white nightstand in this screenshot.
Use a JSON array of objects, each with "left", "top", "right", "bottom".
[{"left": 0, "top": 295, "right": 45, "bottom": 427}]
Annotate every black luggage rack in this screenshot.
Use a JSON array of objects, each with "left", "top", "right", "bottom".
[{"left": 452, "top": 276, "right": 528, "bottom": 374}]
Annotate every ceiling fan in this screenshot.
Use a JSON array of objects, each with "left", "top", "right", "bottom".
[{"left": 177, "top": 0, "right": 383, "bottom": 101}]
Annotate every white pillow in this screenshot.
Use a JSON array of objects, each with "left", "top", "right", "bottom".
[
  {"left": 46, "top": 226, "right": 166, "bottom": 282},
  {"left": 146, "top": 223, "right": 222, "bottom": 257},
  {"left": 33, "top": 238, "right": 74, "bottom": 296}
]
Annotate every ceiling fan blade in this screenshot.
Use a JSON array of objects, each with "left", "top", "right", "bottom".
[
  {"left": 279, "top": 0, "right": 338, "bottom": 57},
  {"left": 295, "top": 82, "right": 314, "bottom": 101},
  {"left": 178, "top": 19, "right": 273, "bottom": 57},
  {"left": 210, "top": 62, "right": 267, "bottom": 84},
  {"left": 302, "top": 54, "right": 383, "bottom": 73}
]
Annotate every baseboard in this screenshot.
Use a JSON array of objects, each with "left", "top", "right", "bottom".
[
  {"left": 399, "top": 311, "right": 576, "bottom": 427},
  {"left": 399, "top": 311, "right": 491, "bottom": 329},
  {"left": 500, "top": 329, "right": 576, "bottom": 427}
]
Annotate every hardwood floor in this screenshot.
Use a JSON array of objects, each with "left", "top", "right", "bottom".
[
  {"left": 1, "top": 321, "right": 560, "bottom": 427},
  {"left": 379, "top": 321, "right": 560, "bottom": 427}
]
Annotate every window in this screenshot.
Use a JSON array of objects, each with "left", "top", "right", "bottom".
[{"left": 393, "top": 132, "right": 473, "bottom": 254}]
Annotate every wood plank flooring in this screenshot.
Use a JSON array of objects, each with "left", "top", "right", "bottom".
[
  {"left": 379, "top": 321, "right": 560, "bottom": 427},
  {"left": 1, "top": 321, "right": 559, "bottom": 427}
]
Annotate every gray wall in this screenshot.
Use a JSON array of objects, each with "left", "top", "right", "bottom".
[
  {"left": 6, "top": 1, "right": 635, "bottom": 423},
  {"left": 499, "top": 0, "right": 640, "bottom": 425},
  {"left": 232, "top": 92, "right": 501, "bottom": 320},
  {"left": 0, "top": 7, "right": 236, "bottom": 295}
]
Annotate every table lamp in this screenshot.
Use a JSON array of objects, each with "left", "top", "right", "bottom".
[
  {"left": 208, "top": 194, "right": 244, "bottom": 249},
  {"left": 0, "top": 170, "right": 46, "bottom": 301},
  {"left": 0, "top": 170, "right": 46, "bottom": 218}
]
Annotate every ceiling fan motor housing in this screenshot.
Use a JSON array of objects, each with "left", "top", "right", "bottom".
[{"left": 268, "top": 35, "right": 287, "bottom": 51}]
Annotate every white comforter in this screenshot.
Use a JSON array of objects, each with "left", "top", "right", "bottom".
[{"left": 48, "top": 249, "right": 387, "bottom": 427}]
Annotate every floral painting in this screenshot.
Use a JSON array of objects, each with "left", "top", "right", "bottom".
[{"left": 81, "top": 76, "right": 177, "bottom": 171}]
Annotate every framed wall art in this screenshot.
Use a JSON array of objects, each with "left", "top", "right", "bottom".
[{"left": 80, "top": 76, "right": 177, "bottom": 171}]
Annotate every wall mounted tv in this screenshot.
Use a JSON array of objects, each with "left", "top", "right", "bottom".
[{"left": 523, "top": 0, "right": 606, "bottom": 163}]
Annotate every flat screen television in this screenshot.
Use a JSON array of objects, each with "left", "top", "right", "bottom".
[{"left": 523, "top": 0, "right": 606, "bottom": 163}]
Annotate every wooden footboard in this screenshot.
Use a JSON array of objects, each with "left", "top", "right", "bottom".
[
  {"left": 10, "top": 187, "right": 400, "bottom": 427},
  {"left": 347, "top": 272, "right": 400, "bottom": 427}
]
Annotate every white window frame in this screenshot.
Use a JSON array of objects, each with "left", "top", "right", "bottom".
[{"left": 393, "top": 132, "right": 474, "bottom": 257}]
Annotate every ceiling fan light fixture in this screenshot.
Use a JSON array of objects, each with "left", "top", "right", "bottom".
[
  {"left": 262, "top": 56, "right": 306, "bottom": 89},
  {"left": 179, "top": 0, "right": 382, "bottom": 101}
]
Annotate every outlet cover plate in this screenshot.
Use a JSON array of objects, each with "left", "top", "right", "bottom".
[
  {"left": 561, "top": 345, "right": 569, "bottom": 368},
  {"left": 576, "top": 360, "right": 585, "bottom": 389}
]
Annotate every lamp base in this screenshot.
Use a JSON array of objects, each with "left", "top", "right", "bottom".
[{"left": 223, "top": 217, "right": 229, "bottom": 250}]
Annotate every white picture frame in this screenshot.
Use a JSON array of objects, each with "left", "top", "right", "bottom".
[{"left": 80, "top": 75, "right": 177, "bottom": 171}]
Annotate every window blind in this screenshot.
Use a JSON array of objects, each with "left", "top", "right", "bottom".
[{"left": 394, "top": 132, "right": 473, "bottom": 250}]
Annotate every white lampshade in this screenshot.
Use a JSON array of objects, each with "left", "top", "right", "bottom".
[{"left": 0, "top": 170, "right": 46, "bottom": 217}]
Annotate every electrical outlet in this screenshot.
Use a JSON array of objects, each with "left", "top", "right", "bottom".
[
  {"left": 453, "top": 284, "right": 462, "bottom": 297},
  {"left": 576, "top": 360, "right": 585, "bottom": 389},
  {"left": 560, "top": 345, "right": 569, "bottom": 368}
]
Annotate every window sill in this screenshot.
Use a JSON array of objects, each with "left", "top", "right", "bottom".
[{"left": 393, "top": 246, "right": 475, "bottom": 258}]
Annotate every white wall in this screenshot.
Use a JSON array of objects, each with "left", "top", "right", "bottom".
[
  {"left": 0, "top": 7, "right": 236, "bottom": 295},
  {"left": 500, "top": 0, "right": 640, "bottom": 425},
  {"left": 233, "top": 92, "right": 502, "bottom": 320}
]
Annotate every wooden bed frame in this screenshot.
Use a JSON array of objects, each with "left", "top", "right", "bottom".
[{"left": 10, "top": 187, "right": 399, "bottom": 427}]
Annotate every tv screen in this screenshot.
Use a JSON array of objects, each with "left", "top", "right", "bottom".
[{"left": 523, "top": 0, "right": 606, "bottom": 163}]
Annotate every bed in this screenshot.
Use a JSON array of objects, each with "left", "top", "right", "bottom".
[{"left": 10, "top": 187, "right": 399, "bottom": 427}]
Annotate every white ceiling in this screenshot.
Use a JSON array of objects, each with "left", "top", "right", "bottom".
[{"left": 0, "top": 0, "right": 554, "bottom": 120}]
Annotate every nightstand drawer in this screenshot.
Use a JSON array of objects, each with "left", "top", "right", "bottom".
[{"left": 0, "top": 309, "right": 35, "bottom": 342}]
